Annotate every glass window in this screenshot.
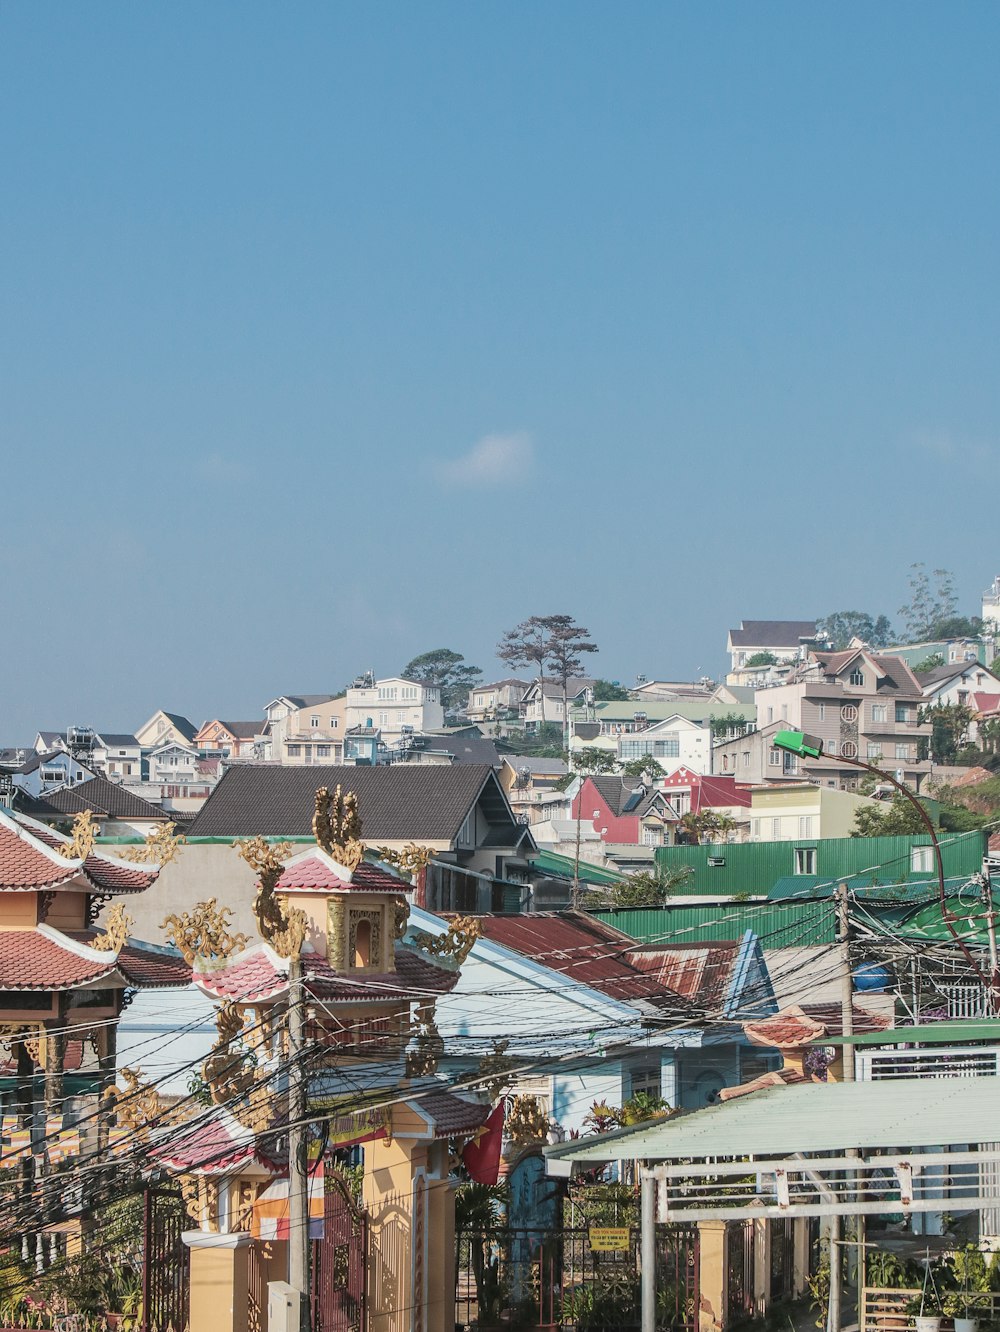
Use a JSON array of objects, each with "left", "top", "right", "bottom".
[
  {"left": 911, "top": 846, "right": 933, "bottom": 872},
  {"left": 871, "top": 704, "right": 887, "bottom": 723},
  {"left": 849, "top": 669, "right": 864, "bottom": 687},
  {"left": 841, "top": 740, "right": 858, "bottom": 759},
  {"left": 841, "top": 704, "right": 858, "bottom": 723},
  {"left": 895, "top": 704, "right": 910, "bottom": 723},
  {"left": 819, "top": 704, "right": 826, "bottom": 721},
  {"left": 742, "top": 751, "right": 751, "bottom": 767},
  {"left": 895, "top": 743, "right": 912, "bottom": 760},
  {"left": 795, "top": 847, "right": 817, "bottom": 874},
  {"left": 867, "top": 743, "right": 883, "bottom": 759},
  {"left": 771, "top": 817, "right": 782, "bottom": 838},
  {"left": 768, "top": 749, "right": 782, "bottom": 766},
  {"left": 310, "top": 716, "right": 320, "bottom": 728},
  {"left": 287, "top": 745, "right": 301, "bottom": 757}
]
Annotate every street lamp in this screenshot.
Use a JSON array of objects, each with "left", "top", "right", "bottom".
[{"left": 771, "top": 730, "right": 995, "bottom": 1004}]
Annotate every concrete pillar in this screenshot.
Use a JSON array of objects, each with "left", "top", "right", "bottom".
[
  {"left": 696, "top": 1220, "right": 729, "bottom": 1332},
  {"left": 793, "top": 1218, "right": 811, "bottom": 1298},
  {"left": 182, "top": 1231, "right": 253, "bottom": 1332},
  {"left": 753, "top": 1219, "right": 770, "bottom": 1318}
]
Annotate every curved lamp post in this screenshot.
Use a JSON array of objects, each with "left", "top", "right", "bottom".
[{"left": 771, "top": 730, "right": 995, "bottom": 1007}]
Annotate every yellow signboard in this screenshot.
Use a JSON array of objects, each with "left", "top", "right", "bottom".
[{"left": 589, "top": 1226, "right": 630, "bottom": 1252}]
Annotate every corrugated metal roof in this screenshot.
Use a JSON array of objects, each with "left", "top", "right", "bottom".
[
  {"left": 544, "top": 1077, "right": 1000, "bottom": 1162},
  {"left": 531, "top": 850, "right": 623, "bottom": 886},
  {"left": 590, "top": 903, "right": 836, "bottom": 947},
  {"left": 823, "top": 1019, "right": 1000, "bottom": 1047},
  {"left": 653, "top": 832, "right": 985, "bottom": 896}
]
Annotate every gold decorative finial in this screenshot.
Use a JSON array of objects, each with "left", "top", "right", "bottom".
[
  {"left": 161, "top": 898, "right": 250, "bottom": 965},
  {"left": 120, "top": 822, "right": 186, "bottom": 866},
  {"left": 374, "top": 842, "right": 434, "bottom": 879},
  {"left": 92, "top": 903, "right": 134, "bottom": 953},
  {"left": 233, "top": 836, "right": 307, "bottom": 959},
  {"left": 411, "top": 916, "right": 481, "bottom": 966},
  {"left": 313, "top": 786, "right": 365, "bottom": 872},
  {"left": 58, "top": 810, "right": 98, "bottom": 862}
]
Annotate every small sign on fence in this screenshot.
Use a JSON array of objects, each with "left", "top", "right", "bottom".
[{"left": 589, "top": 1226, "right": 630, "bottom": 1252}]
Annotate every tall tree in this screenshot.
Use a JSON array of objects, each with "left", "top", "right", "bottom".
[
  {"left": 817, "top": 611, "right": 894, "bottom": 650},
  {"left": 898, "top": 565, "right": 959, "bottom": 642},
  {"left": 498, "top": 613, "right": 598, "bottom": 750},
  {"left": 593, "top": 679, "right": 630, "bottom": 701},
  {"left": 401, "top": 648, "right": 483, "bottom": 715}
]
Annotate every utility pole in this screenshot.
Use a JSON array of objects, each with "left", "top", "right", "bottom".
[
  {"left": 287, "top": 956, "right": 309, "bottom": 1330},
  {"left": 640, "top": 1167, "right": 655, "bottom": 1332},
  {"left": 981, "top": 858, "right": 999, "bottom": 1015},
  {"left": 572, "top": 775, "right": 583, "bottom": 910},
  {"left": 836, "top": 885, "right": 855, "bottom": 1083}
]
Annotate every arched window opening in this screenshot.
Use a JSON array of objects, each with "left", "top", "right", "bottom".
[{"left": 354, "top": 919, "right": 372, "bottom": 968}]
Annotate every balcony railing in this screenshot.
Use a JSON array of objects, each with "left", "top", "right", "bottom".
[{"left": 857, "top": 1044, "right": 1000, "bottom": 1080}]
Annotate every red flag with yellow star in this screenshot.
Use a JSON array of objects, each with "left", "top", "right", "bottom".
[{"left": 461, "top": 1102, "right": 504, "bottom": 1184}]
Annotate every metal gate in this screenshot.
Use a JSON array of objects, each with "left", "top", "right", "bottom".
[
  {"left": 312, "top": 1175, "right": 369, "bottom": 1332},
  {"left": 141, "top": 1187, "right": 190, "bottom": 1332},
  {"left": 456, "top": 1223, "right": 699, "bottom": 1332},
  {"left": 769, "top": 1219, "right": 795, "bottom": 1302},
  {"left": 726, "top": 1219, "right": 756, "bottom": 1326}
]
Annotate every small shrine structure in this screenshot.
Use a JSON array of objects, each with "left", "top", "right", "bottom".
[{"left": 167, "top": 787, "right": 488, "bottom": 1332}]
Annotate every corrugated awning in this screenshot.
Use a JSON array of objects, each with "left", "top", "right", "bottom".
[
  {"left": 822, "top": 1019, "right": 1000, "bottom": 1047},
  {"left": 544, "top": 1076, "right": 1000, "bottom": 1165}
]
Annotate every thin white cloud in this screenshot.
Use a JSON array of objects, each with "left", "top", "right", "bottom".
[
  {"left": 913, "top": 429, "right": 995, "bottom": 464},
  {"left": 437, "top": 432, "right": 534, "bottom": 488},
  {"left": 196, "top": 451, "right": 250, "bottom": 482}
]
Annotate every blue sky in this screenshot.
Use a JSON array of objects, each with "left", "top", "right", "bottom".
[{"left": 3, "top": 4, "right": 999, "bottom": 738}]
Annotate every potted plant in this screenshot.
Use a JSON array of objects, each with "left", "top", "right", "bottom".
[
  {"left": 942, "top": 1290, "right": 986, "bottom": 1332},
  {"left": 906, "top": 1284, "right": 944, "bottom": 1332}
]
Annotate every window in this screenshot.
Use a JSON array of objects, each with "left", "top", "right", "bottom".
[
  {"left": 401, "top": 686, "right": 418, "bottom": 700},
  {"left": 895, "top": 743, "right": 912, "bottom": 760},
  {"left": 353, "top": 919, "right": 372, "bottom": 968},
  {"left": 669, "top": 790, "right": 690, "bottom": 815},
  {"left": 653, "top": 736, "right": 680, "bottom": 758},
  {"left": 751, "top": 819, "right": 761, "bottom": 838},
  {"left": 866, "top": 743, "right": 883, "bottom": 760},
  {"left": 871, "top": 704, "right": 887, "bottom": 723},
  {"left": 819, "top": 704, "right": 826, "bottom": 721},
  {"left": 841, "top": 740, "right": 858, "bottom": 759},
  {"left": 641, "top": 825, "right": 663, "bottom": 847},
  {"left": 798, "top": 816, "right": 814, "bottom": 838},
  {"left": 783, "top": 754, "right": 798, "bottom": 775},
  {"left": 330, "top": 717, "right": 338, "bottom": 729},
  {"left": 827, "top": 739, "right": 838, "bottom": 755},
  {"left": 310, "top": 716, "right": 320, "bottom": 728},
  {"left": 795, "top": 847, "right": 817, "bottom": 874},
  {"left": 771, "top": 817, "right": 782, "bottom": 839},
  {"left": 379, "top": 713, "right": 389, "bottom": 726},
  {"left": 849, "top": 669, "right": 864, "bottom": 687},
  {"left": 911, "top": 846, "right": 934, "bottom": 872},
  {"left": 378, "top": 687, "right": 398, "bottom": 701},
  {"left": 841, "top": 704, "right": 858, "bottom": 723},
  {"left": 768, "top": 749, "right": 782, "bottom": 766},
  {"left": 118, "top": 749, "right": 128, "bottom": 756},
  {"left": 895, "top": 704, "right": 910, "bottom": 723},
  {"left": 317, "top": 745, "right": 330, "bottom": 757},
  {"left": 287, "top": 745, "right": 301, "bottom": 757}
]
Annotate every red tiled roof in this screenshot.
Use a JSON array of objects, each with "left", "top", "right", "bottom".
[
  {"left": 718, "top": 1068, "right": 806, "bottom": 1101},
  {"left": 194, "top": 942, "right": 459, "bottom": 1005},
  {"left": 276, "top": 851, "right": 408, "bottom": 895},
  {"left": 153, "top": 1110, "right": 282, "bottom": 1174},
  {"left": 973, "top": 693, "right": 1000, "bottom": 715},
  {"left": 628, "top": 943, "right": 740, "bottom": 1007},
  {"left": 744, "top": 1002, "right": 891, "bottom": 1049},
  {"left": 71, "top": 932, "right": 191, "bottom": 988},
  {"left": 409, "top": 1090, "right": 488, "bottom": 1138},
  {"left": 11, "top": 814, "right": 158, "bottom": 894},
  {"left": 0, "top": 821, "right": 79, "bottom": 891},
  {"left": 0, "top": 928, "right": 120, "bottom": 990},
  {"left": 470, "top": 912, "right": 675, "bottom": 1007}
]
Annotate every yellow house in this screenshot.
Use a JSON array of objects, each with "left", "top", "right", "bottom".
[{"left": 749, "top": 782, "right": 883, "bottom": 843}]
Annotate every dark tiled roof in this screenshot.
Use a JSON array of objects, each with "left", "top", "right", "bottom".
[
  {"left": 188, "top": 764, "right": 505, "bottom": 840},
  {"left": 38, "top": 777, "right": 168, "bottom": 822},
  {"left": 408, "top": 733, "right": 501, "bottom": 766},
  {"left": 916, "top": 662, "right": 971, "bottom": 686},
  {"left": 220, "top": 721, "right": 261, "bottom": 739},
  {"left": 17, "top": 749, "right": 85, "bottom": 776},
  {"left": 283, "top": 695, "right": 340, "bottom": 709},
  {"left": 97, "top": 734, "right": 140, "bottom": 748},
  {"left": 502, "top": 756, "right": 568, "bottom": 777},
  {"left": 151, "top": 713, "right": 198, "bottom": 742},
  {"left": 589, "top": 776, "right": 664, "bottom": 819},
  {"left": 729, "top": 620, "right": 816, "bottom": 648}
]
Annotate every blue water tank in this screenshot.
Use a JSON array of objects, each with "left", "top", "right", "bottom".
[{"left": 852, "top": 963, "right": 892, "bottom": 993}]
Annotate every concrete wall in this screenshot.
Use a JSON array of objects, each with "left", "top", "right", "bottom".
[{"left": 126, "top": 841, "right": 263, "bottom": 940}]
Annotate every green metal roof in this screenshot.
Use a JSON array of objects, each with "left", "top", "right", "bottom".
[
  {"left": 544, "top": 1077, "right": 1000, "bottom": 1163},
  {"left": 530, "top": 849, "right": 623, "bottom": 886},
  {"left": 590, "top": 901, "right": 836, "bottom": 946},
  {"left": 823, "top": 1020, "right": 1000, "bottom": 1047},
  {"left": 769, "top": 875, "right": 971, "bottom": 902}
]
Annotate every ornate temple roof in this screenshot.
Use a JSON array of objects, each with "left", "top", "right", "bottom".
[
  {"left": 0, "top": 926, "right": 123, "bottom": 990},
  {"left": 153, "top": 1107, "right": 283, "bottom": 1175},
  {"left": 2, "top": 810, "right": 159, "bottom": 894},
  {"left": 192, "top": 940, "right": 461, "bottom": 1005},
  {"left": 275, "top": 847, "right": 409, "bottom": 895}
]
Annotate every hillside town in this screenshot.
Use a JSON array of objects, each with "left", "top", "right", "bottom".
[{"left": 3, "top": 576, "right": 1000, "bottom": 1332}]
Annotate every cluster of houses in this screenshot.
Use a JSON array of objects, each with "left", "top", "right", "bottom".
[{"left": 1, "top": 587, "right": 1000, "bottom": 1328}]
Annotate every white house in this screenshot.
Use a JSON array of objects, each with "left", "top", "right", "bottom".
[
  {"left": 343, "top": 675, "right": 444, "bottom": 746},
  {"left": 12, "top": 750, "right": 101, "bottom": 797}
]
